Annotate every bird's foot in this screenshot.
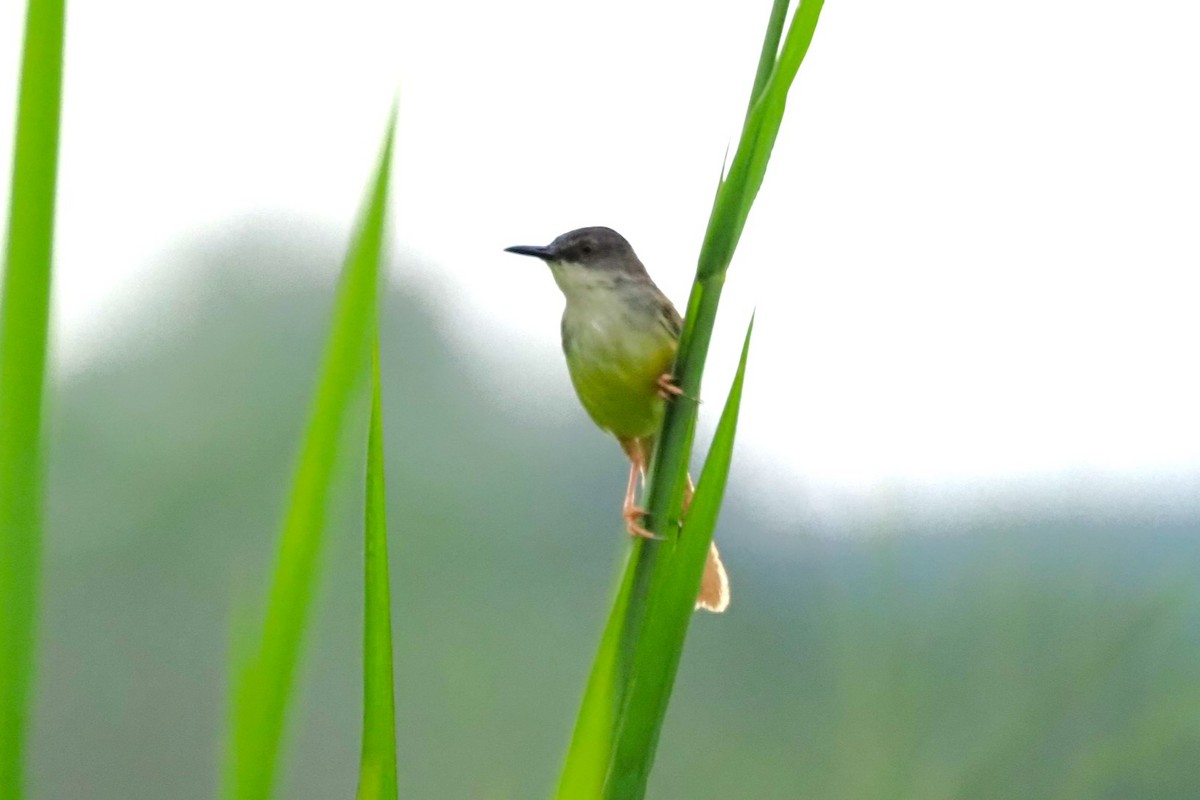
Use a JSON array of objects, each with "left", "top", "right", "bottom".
[
  {"left": 657, "top": 373, "right": 698, "bottom": 402},
  {"left": 622, "top": 505, "right": 665, "bottom": 540}
]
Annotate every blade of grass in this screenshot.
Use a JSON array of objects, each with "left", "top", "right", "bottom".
[
  {"left": 699, "top": 0, "right": 825, "bottom": 280},
  {"left": 606, "top": 318, "right": 753, "bottom": 797},
  {"left": 356, "top": 341, "right": 398, "bottom": 800},
  {"left": 745, "top": 0, "right": 790, "bottom": 122},
  {"left": 0, "top": 0, "right": 66, "bottom": 795},
  {"left": 556, "top": 553, "right": 640, "bottom": 796},
  {"left": 559, "top": 0, "right": 824, "bottom": 795},
  {"left": 648, "top": 0, "right": 824, "bottom": 584},
  {"left": 223, "top": 113, "right": 396, "bottom": 800}
]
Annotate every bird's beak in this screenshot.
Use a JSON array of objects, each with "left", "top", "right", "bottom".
[{"left": 504, "top": 244, "right": 553, "bottom": 260}]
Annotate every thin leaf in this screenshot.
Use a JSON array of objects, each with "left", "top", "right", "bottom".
[
  {"left": 556, "top": 562, "right": 639, "bottom": 797},
  {"left": 651, "top": 0, "right": 824, "bottom": 545},
  {"left": 356, "top": 341, "right": 398, "bottom": 800},
  {"left": 0, "top": 0, "right": 66, "bottom": 795},
  {"left": 700, "top": 0, "right": 825, "bottom": 280},
  {"left": 223, "top": 113, "right": 396, "bottom": 800},
  {"left": 559, "top": 0, "right": 825, "bottom": 795},
  {"left": 605, "top": 318, "right": 753, "bottom": 797},
  {"left": 745, "top": 0, "right": 791, "bottom": 122}
]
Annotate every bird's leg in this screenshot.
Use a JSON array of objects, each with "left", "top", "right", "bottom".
[
  {"left": 621, "top": 461, "right": 657, "bottom": 540},
  {"left": 620, "top": 440, "right": 662, "bottom": 540}
]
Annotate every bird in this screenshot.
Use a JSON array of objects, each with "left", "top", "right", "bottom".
[{"left": 505, "top": 226, "right": 729, "bottom": 613}]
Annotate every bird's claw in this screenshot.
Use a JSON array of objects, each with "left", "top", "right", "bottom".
[
  {"left": 657, "top": 373, "right": 698, "bottom": 402},
  {"left": 623, "top": 506, "right": 665, "bottom": 540}
]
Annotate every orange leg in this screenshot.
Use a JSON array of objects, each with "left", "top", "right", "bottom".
[
  {"left": 621, "top": 462, "right": 659, "bottom": 540},
  {"left": 620, "top": 439, "right": 662, "bottom": 540}
]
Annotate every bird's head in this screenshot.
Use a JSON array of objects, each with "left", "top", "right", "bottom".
[{"left": 505, "top": 226, "right": 647, "bottom": 295}]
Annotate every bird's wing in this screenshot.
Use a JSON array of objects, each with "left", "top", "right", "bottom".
[{"left": 658, "top": 292, "right": 684, "bottom": 341}]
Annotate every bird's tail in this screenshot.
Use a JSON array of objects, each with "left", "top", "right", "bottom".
[
  {"left": 682, "top": 471, "right": 730, "bottom": 613},
  {"left": 695, "top": 540, "right": 730, "bottom": 613}
]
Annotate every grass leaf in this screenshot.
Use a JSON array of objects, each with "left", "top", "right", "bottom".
[
  {"left": 559, "top": 0, "right": 824, "bottom": 795},
  {"left": 223, "top": 112, "right": 396, "bottom": 800},
  {"left": 556, "top": 562, "right": 639, "bottom": 797},
  {"left": 0, "top": 0, "right": 66, "bottom": 795},
  {"left": 745, "top": 0, "right": 791, "bottom": 120},
  {"left": 700, "top": 0, "right": 824, "bottom": 279},
  {"left": 356, "top": 342, "right": 398, "bottom": 800},
  {"left": 605, "top": 318, "right": 753, "bottom": 797},
  {"left": 650, "top": 0, "right": 823, "bottom": 557}
]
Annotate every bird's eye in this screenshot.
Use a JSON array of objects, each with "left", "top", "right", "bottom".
[{"left": 581, "top": 244, "right": 593, "bottom": 255}]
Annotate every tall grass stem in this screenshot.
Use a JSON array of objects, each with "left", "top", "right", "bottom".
[
  {"left": 223, "top": 113, "right": 396, "bottom": 800},
  {"left": 0, "top": 0, "right": 67, "bottom": 794}
]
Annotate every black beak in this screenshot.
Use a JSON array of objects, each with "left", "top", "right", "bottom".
[{"left": 504, "top": 244, "right": 553, "bottom": 259}]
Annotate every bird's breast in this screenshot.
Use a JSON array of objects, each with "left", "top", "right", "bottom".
[{"left": 559, "top": 283, "right": 677, "bottom": 440}]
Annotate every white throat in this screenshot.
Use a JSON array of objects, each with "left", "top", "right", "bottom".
[{"left": 548, "top": 260, "right": 621, "bottom": 305}]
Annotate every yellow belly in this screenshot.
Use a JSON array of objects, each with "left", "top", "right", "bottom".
[
  {"left": 567, "top": 344, "right": 673, "bottom": 440},
  {"left": 561, "top": 305, "right": 677, "bottom": 440},
  {"left": 555, "top": 266, "right": 682, "bottom": 442}
]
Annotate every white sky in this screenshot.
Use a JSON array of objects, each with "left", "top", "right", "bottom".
[{"left": 2, "top": 0, "right": 1199, "bottom": 492}]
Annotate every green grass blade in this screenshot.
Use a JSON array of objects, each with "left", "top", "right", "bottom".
[
  {"left": 652, "top": 0, "right": 823, "bottom": 542},
  {"left": 356, "top": 342, "right": 398, "bottom": 800},
  {"left": 556, "top": 558, "right": 639, "bottom": 797},
  {"left": 559, "top": 0, "right": 824, "bottom": 795},
  {"left": 745, "top": 0, "right": 791, "bottom": 121},
  {"left": 605, "top": 319, "right": 753, "bottom": 797},
  {"left": 0, "top": 0, "right": 66, "bottom": 795},
  {"left": 223, "top": 113, "right": 396, "bottom": 800},
  {"left": 700, "top": 0, "right": 825, "bottom": 280}
]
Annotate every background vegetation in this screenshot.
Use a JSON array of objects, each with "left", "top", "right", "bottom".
[
  {"left": 25, "top": 225, "right": 1200, "bottom": 799},
  {"left": 5, "top": 0, "right": 1198, "bottom": 795}
]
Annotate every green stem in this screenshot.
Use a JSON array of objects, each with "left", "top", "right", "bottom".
[
  {"left": 558, "top": 2, "right": 825, "bottom": 795},
  {"left": 224, "top": 115, "right": 395, "bottom": 800},
  {"left": 357, "top": 340, "right": 398, "bottom": 800},
  {"left": 746, "top": 0, "right": 791, "bottom": 119},
  {"left": 0, "top": 0, "right": 66, "bottom": 795}
]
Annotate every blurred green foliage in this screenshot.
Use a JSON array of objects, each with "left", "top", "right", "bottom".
[
  {"left": 29, "top": 225, "right": 1200, "bottom": 799},
  {"left": 0, "top": 0, "right": 65, "bottom": 794},
  {"left": 358, "top": 344, "right": 398, "bottom": 800},
  {"left": 224, "top": 121, "right": 394, "bottom": 800}
]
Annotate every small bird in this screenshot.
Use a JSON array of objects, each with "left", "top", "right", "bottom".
[{"left": 505, "top": 226, "right": 729, "bottom": 613}]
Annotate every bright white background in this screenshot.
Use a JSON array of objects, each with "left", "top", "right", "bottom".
[{"left": 2, "top": 0, "right": 1198, "bottom": 502}]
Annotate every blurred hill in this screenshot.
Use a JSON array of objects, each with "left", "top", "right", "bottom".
[{"left": 29, "top": 223, "right": 1200, "bottom": 799}]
